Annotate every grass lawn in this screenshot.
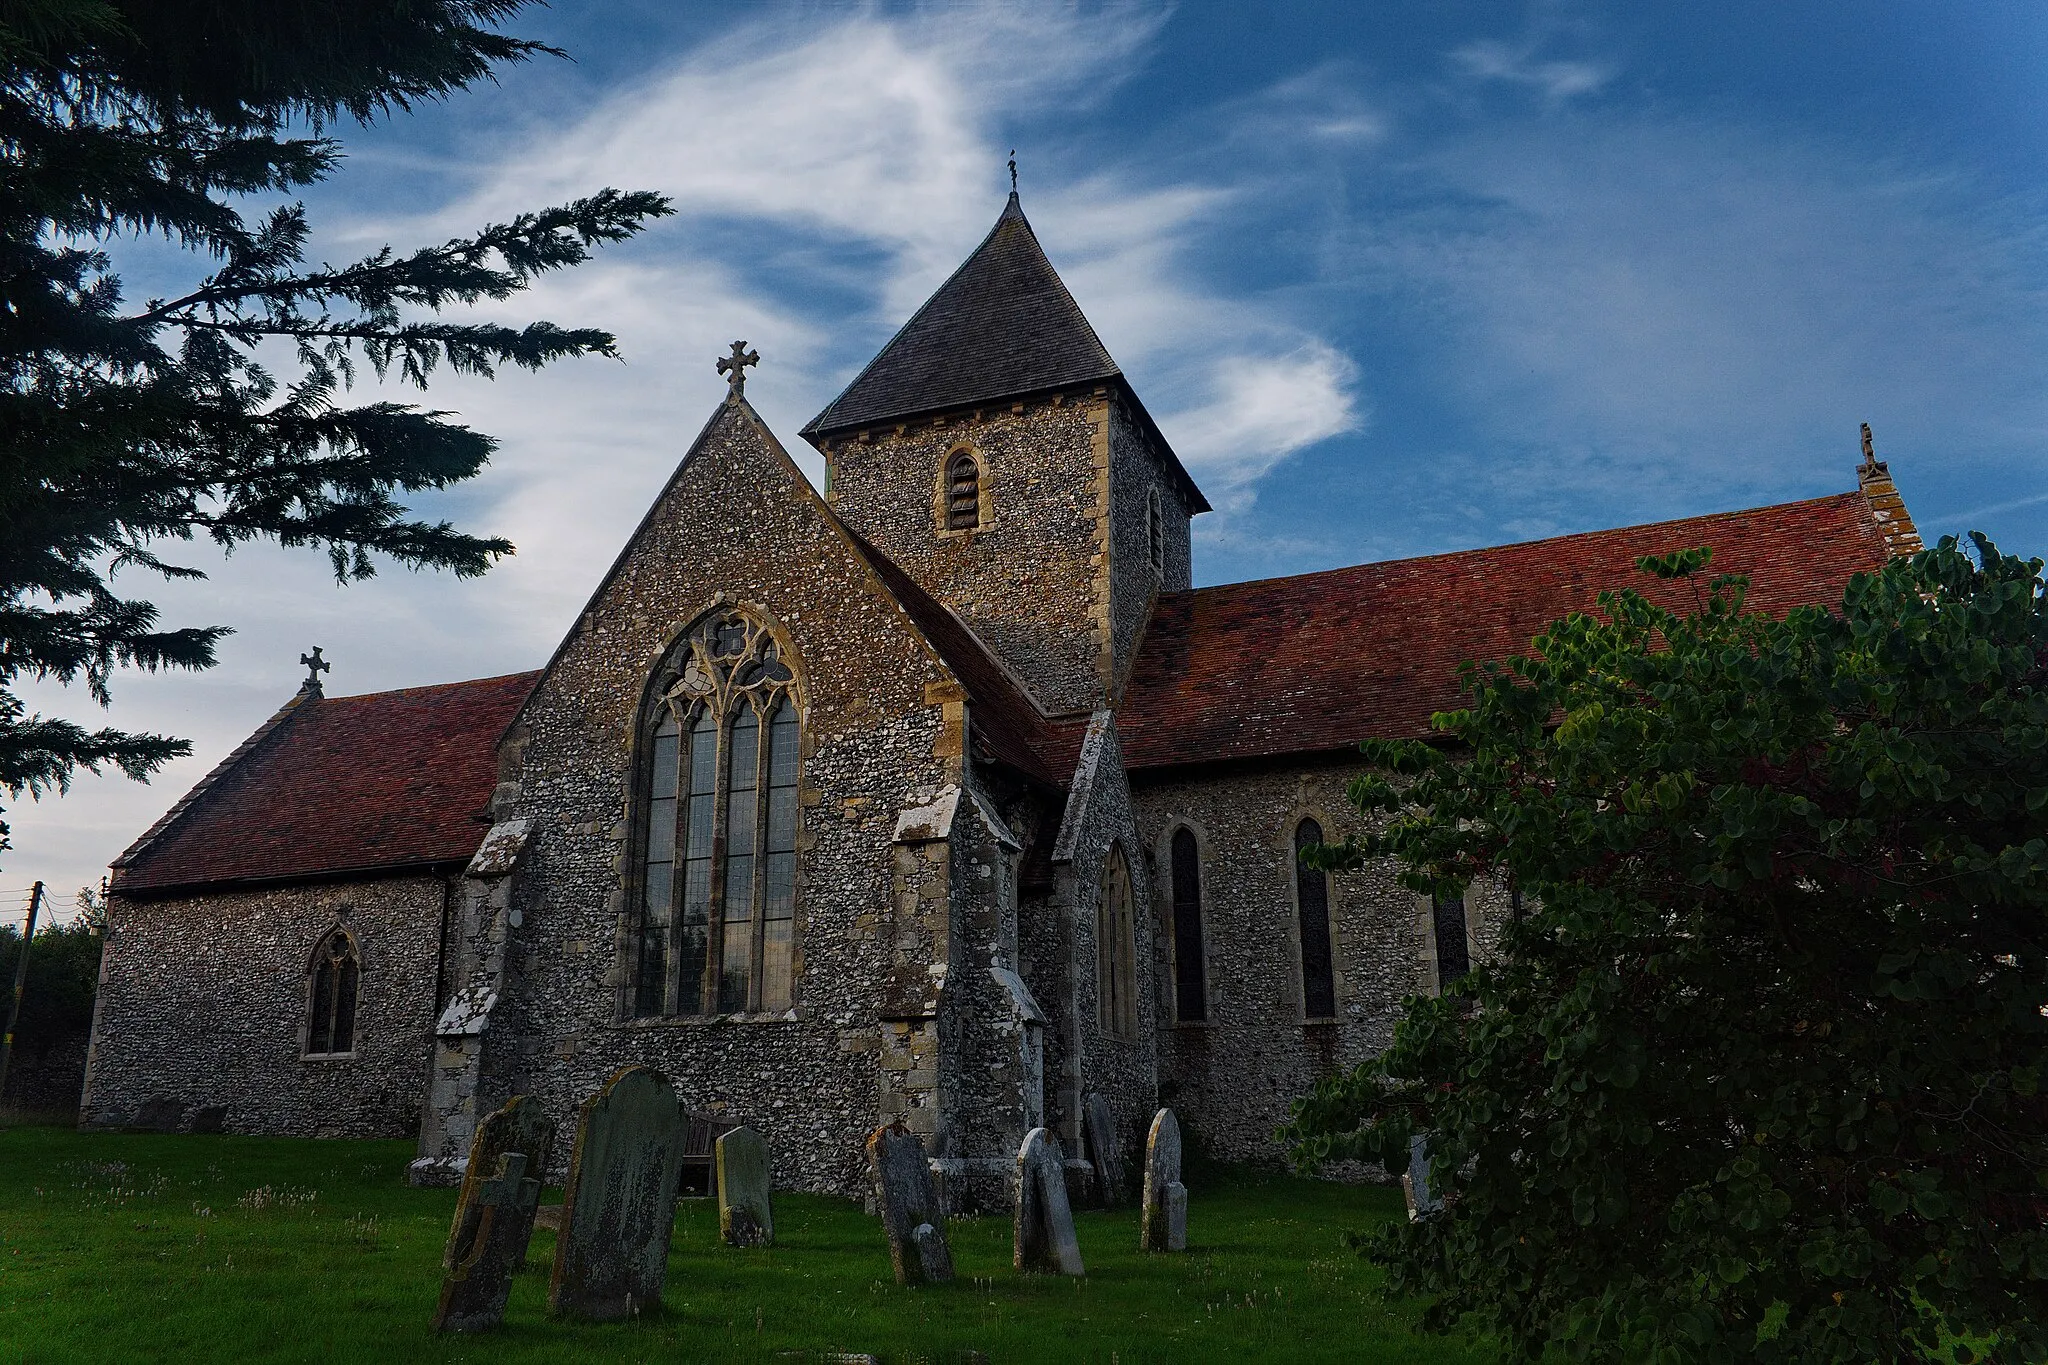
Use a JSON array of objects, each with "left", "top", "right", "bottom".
[{"left": 0, "top": 1125, "right": 1489, "bottom": 1364}]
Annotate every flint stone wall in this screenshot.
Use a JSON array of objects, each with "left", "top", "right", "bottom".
[
  {"left": 481, "top": 402, "right": 964, "bottom": 1198},
  {"left": 1133, "top": 758, "right": 1511, "bottom": 1166},
  {"left": 83, "top": 875, "right": 446, "bottom": 1136},
  {"left": 1105, "top": 393, "right": 1192, "bottom": 695}
]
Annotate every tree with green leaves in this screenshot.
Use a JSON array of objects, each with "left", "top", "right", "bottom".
[
  {"left": 0, "top": 0, "right": 672, "bottom": 852},
  {"left": 1283, "top": 536, "right": 2048, "bottom": 1363}
]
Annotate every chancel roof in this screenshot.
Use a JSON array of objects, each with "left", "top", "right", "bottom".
[
  {"left": 110, "top": 672, "right": 537, "bottom": 894},
  {"left": 803, "top": 194, "right": 1121, "bottom": 438},
  {"left": 1115, "top": 491, "right": 1894, "bottom": 772}
]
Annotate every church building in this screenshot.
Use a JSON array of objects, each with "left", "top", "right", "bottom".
[{"left": 81, "top": 191, "right": 1923, "bottom": 1200}]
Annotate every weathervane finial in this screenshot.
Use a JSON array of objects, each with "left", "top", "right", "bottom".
[
  {"left": 717, "top": 340, "right": 760, "bottom": 399},
  {"left": 298, "top": 646, "right": 330, "bottom": 696},
  {"left": 1008, "top": 149, "right": 1018, "bottom": 194}
]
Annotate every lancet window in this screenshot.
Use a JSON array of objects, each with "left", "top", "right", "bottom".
[
  {"left": 305, "top": 929, "right": 359, "bottom": 1056},
  {"left": 1169, "top": 827, "right": 1206, "bottom": 1022},
  {"left": 635, "top": 610, "right": 801, "bottom": 1018},
  {"left": 1433, "top": 889, "right": 1471, "bottom": 986},
  {"left": 1294, "top": 819, "right": 1337, "bottom": 1019},
  {"left": 1098, "top": 846, "right": 1140, "bottom": 1039}
]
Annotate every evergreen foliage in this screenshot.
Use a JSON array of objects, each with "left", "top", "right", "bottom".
[
  {"left": 0, "top": 914, "right": 100, "bottom": 1061},
  {"left": 1283, "top": 535, "right": 2048, "bottom": 1362},
  {"left": 0, "top": 0, "right": 672, "bottom": 850}
]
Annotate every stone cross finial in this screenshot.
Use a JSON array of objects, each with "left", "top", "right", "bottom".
[
  {"left": 1009, "top": 150, "right": 1018, "bottom": 193},
  {"left": 716, "top": 340, "right": 759, "bottom": 399},
  {"left": 299, "top": 646, "right": 330, "bottom": 695},
  {"left": 1860, "top": 421, "right": 1876, "bottom": 466}
]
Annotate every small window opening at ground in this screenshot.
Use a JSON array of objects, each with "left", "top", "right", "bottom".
[
  {"left": 305, "top": 929, "right": 359, "bottom": 1056},
  {"left": 1295, "top": 819, "right": 1337, "bottom": 1019},
  {"left": 944, "top": 451, "right": 981, "bottom": 531}
]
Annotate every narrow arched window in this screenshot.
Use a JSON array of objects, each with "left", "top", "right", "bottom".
[
  {"left": 944, "top": 451, "right": 981, "bottom": 531},
  {"left": 1294, "top": 820, "right": 1336, "bottom": 1019},
  {"left": 1098, "top": 847, "right": 1139, "bottom": 1039},
  {"left": 635, "top": 611, "right": 801, "bottom": 1018},
  {"left": 1148, "top": 487, "right": 1164, "bottom": 575},
  {"left": 1433, "top": 889, "right": 1471, "bottom": 985},
  {"left": 1169, "top": 827, "right": 1206, "bottom": 1022},
  {"left": 306, "top": 929, "right": 359, "bottom": 1056}
]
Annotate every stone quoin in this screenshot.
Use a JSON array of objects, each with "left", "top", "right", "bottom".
[{"left": 80, "top": 188, "right": 1922, "bottom": 1204}]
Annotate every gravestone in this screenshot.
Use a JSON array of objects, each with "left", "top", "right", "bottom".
[
  {"left": 433, "top": 1094, "right": 556, "bottom": 1332},
  {"left": 1403, "top": 1134, "right": 1442, "bottom": 1220},
  {"left": 1081, "top": 1092, "right": 1124, "bottom": 1206},
  {"left": 1013, "top": 1127, "right": 1084, "bottom": 1276},
  {"left": 716, "top": 1125, "right": 774, "bottom": 1247},
  {"left": 131, "top": 1095, "right": 185, "bottom": 1132},
  {"left": 866, "top": 1122, "right": 953, "bottom": 1284},
  {"left": 548, "top": 1067, "right": 687, "bottom": 1320},
  {"left": 1139, "top": 1107, "right": 1187, "bottom": 1252},
  {"left": 186, "top": 1105, "right": 227, "bottom": 1134}
]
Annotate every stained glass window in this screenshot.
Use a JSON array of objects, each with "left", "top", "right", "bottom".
[
  {"left": 635, "top": 611, "right": 801, "bottom": 1017},
  {"left": 306, "top": 929, "right": 359, "bottom": 1055},
  {"left": 1170, "top": 827, "right": 1206, "bottom": 1022}
]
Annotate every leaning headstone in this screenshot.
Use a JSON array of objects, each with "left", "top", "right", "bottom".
[
  {"left": 1013, "top": 1127, "right": 1085, "bottom": 1276},
  {"left": 717, "top": 1125, "right": 774, "bottom": 1247},
  {"left": 1081, "top": 1092, "right": 1125, "bottom": 1206},
  {"left": 433, "top": 1094, "right": 557, "bottom": 1333},
  {"left": 1139, "top": 1107, "right": 1187, "bottom": 1252},
  {"left": 548, "top": 1067, "right": 687, "bottom": 1320},
  {"left": 866, "top": 1122, "right": 953, "bottom": 1284},
  {"left": 131, "top": 1095, "right": 185, "bottom": 1132},
  {"left": 1403, "top": 1134, "right": 1443, "bottom": 1220}
]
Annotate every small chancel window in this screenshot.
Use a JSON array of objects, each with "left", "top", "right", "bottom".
[
  {"left": 1295, "top": 820, "right": 1337, "bottom": 1019},
  {"left": 1169, "top": 827, "right": 1206, "bottom": 1022},
  {"left": 306, "top": 929, "right": 359, "bottom": 1056},
  {"left": 944, "top": 451, "right": 981, "bottom": 531}
]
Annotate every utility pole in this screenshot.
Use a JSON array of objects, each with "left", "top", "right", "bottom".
[{"left": 0, "top": 881, "right": 44, "bottom": 1108}]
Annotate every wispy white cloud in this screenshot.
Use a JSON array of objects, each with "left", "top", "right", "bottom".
[
  {"left": 1451, "top": 39, "right": 1611, "bottom": 103},
  {"left": 1160, "top": 342, "right": 1361, "bottom": 513}
]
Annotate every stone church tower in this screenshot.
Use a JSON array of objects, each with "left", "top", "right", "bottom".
[{"left": 81, "top": 188, "right": 1920, "bottom": 1205}]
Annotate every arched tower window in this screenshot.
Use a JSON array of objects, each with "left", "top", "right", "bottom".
[
  {"left": 1148, "top": 487, "right": 1164, "bottom": 575},
  {"left": 1098, "top": 846, "right": 1139, "bottom": 1040},
  {"left": 1294, "top": 819, "right": 1337, "bottom": 1019},
  {"left": 943, "top": 450, "right": 981, "bottom": 532},
  {"left": 306, "top": 929, "right": 359, "bottom": 1056},
  {"left": 1169, "top": 827, "right": 1206, "bottom": 1022},
  {"left": 634, "top": 610, "right": 801, "bottom": 1018},
  {"left": 1433, "top": 889, "right": 1471, "bottom": 985}
]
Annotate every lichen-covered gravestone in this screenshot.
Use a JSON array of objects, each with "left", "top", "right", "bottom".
[
  {"left": 716, "top": 1125, "right": 774, "bottom": 1247},
  {"left": 548, "top": 1067, "right": 687, "bottom": 1320},
  {"left": 866, "top": 1122, "right": 953, "bottom": 1284},
  {"left": 1081, "top": 1091, "right": 1124, "bottom": 1207},
  {"left": 1013, "top": 1127, "right": 1085, "bottom": 1276},
  {"left": 1139, "top": 1107, "right": 1187, "bottom": 1252},
  {"left": 433, "top": 1095, "right": 556, "bottom": 1333}
]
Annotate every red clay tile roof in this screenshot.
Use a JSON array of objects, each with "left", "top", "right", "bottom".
[
  {"left": 1116, "top": 492, "right": 1893, "bottom": 772},
  {"left": 111, "top": 672, "right": 538, "bottom": 894}
]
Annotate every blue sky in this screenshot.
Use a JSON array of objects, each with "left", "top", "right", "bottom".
[{"left": 8, "top": 0, "right": 2047, "bottom": 911}]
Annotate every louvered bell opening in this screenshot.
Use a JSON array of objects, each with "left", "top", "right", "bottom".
[{"left": 946, "top": 456, "right": 980, "bottom": 530}]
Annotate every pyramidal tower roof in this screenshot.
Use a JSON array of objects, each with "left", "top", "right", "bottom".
[{"left": 802, "top": 193, "right": 1124, "bottom": 436}]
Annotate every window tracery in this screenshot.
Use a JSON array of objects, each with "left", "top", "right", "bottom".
[
  {"left": 635, "top": 610, "right": 801, "bottom": 1018},
  {"left": 1294, "top": 819, "right": 1337, "bottom": 1019},
  {"left": 305, "top": 929, "right": 359, "bottom": 1056}
]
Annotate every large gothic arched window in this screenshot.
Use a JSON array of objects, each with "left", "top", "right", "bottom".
[
  {"left": 305, "top": 928, "right": 359, "bottom": 1057},
  {"left": 635, "top": 610, "right": 801, "bottom": 1018}
]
